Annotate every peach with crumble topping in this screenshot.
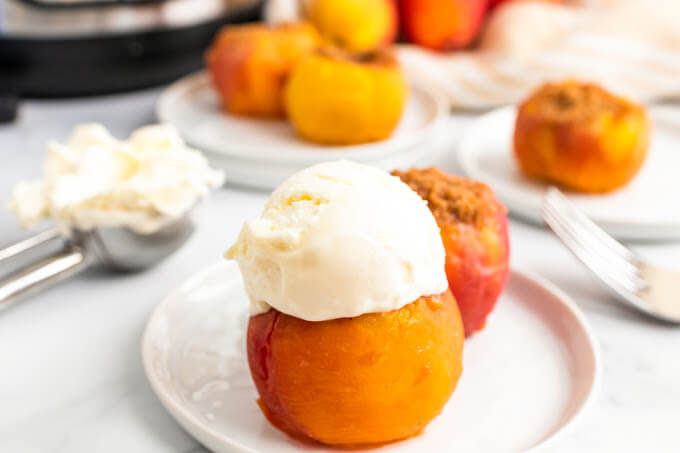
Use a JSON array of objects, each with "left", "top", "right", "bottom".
[
  {"left": 514, "top": 80, "right": 650, "bottom": 193},
  {"left": 394, "top": 167, "right": 510, "bottom": 336}
]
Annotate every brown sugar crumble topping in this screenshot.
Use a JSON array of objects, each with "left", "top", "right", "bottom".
[
  {"left": 392, "top": 167, "right": 502, "bottom": 228},
  {"left": 525, "top": 80, "right": 635, "bottom": 123}
]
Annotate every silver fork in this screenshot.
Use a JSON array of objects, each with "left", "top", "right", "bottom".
[{"left": 542, "top": 187, "right": 680, "bottom": 323}]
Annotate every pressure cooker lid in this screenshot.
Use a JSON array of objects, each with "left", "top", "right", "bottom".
[
  {"left": 0, "top": 0, "right": 262, "bottom": 108},
  {"left": 1, "top": 0, "right": 259, "bottom": 37}
]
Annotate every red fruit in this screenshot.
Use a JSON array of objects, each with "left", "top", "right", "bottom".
[
  {"left": 393, "top": 167, "right": 510, "bottom": 336},
  {"left": 399, "top": 0, "right": 489, "bottom": 50},
  {"left": 439, "top": 204, "right": 510, "bottom": 335}
]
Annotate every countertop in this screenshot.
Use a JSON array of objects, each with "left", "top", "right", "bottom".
[{"left": 1, "top": 88, "right": 680, "bottom": 453}]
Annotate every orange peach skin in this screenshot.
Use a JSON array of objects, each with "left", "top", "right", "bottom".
[
  {"left": 399, "top": 0, "right": 489, "bottom": 50},
  {"left": 206, "top": 22, "right": 320, "bottom": 117},
  {"left": 514, "top": 82, "right": 650, "bottom": 193},
  {"left": 284, "top": 48, "right": 407, "bottom": 145},
  {"left": 247, "top": 291, "right": 464, "bottom": 446},
  {"left": 305, "top": 0, "right": 398, "bottom": 52}
]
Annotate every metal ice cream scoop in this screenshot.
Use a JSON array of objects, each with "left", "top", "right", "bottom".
[{"left": 0, "top": 214, "right": 194, "bottom": 311}]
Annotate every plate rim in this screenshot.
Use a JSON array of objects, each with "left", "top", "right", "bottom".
[
  {"left": 508, "top": 269, "right": 601, "bottom": 452},
  {"left": 156, "top": 71, "right": 448, "bottom": 165},
  {"left": 142, "top": 261, "right": 258, "bottom": 453},
  {"left": 456, "top": 106, "right": 680, "bottom": 241},
  {"left": 141, "top": 262, "right": 601, "bottom": 453}
]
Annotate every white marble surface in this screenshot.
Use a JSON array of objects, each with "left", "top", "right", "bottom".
[{"left": 1, "top": 89, "right": 680, "bottom": 453}]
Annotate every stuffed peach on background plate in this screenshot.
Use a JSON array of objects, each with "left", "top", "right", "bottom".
[
  {"left": 457, "top": 104, "right": 680, "bottom": 240},
  {"left": 514, "top": 81, "right": 650, "bottom": 194},
  {"left": 206, "top": 22, "right": 321, "bottom": 118}
]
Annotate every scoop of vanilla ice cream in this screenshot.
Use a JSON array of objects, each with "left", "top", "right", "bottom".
[
  {"left": 9, "top": 123, "right": 224, "bottom": 234},
  {"left": 227, "top": 161, "right": 448, "bottom": 321}
]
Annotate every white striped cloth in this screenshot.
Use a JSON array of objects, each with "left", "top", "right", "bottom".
[{"left": 398, "top": 0, "right": 680, "bottom": 110}]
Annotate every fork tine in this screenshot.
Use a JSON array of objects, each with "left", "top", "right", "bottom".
[
  {"left": 544, "top": 189, "right": 644, "bottom": 278},
  {"left": 541, "top": 201, "right": 633, "bottom": 281},
  {"left": 543, "top": 191, "right": 647, "bottom": 289},
  {"left": 543, "top": 207, "right": 643, "bottom": 296},
  {"left": 545, "top": 188, "right": 639, "bottom": 263}
]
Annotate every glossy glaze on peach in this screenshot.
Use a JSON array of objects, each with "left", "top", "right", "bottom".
[{"left": 247, "top": 290, "right": 464, "bottom": 446}]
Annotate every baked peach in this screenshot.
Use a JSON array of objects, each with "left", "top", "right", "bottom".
[
  {"left": 399, "top": 0, "right": 489, "bottom": 51},
  {"left": 247, "top": 290, "right": 464, "bottom": 446},
  {"left": 284, "top": 47, "right": 407, "bottom": 145},
  {"left": 514, "top": 80, "right": 650, "bottom": 193},
  {"left": 394, "top": 168, "right": 510, "bottom": 336},
  {"left": 305, "top": 0, "right": 398, "bottom": 52},
  {"left": 206, "top": 22, "right": 320, "bottom": 117}
]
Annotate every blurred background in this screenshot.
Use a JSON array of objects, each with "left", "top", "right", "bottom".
[{"left": 2, "top": 0, "right": 678, "bottom": 116}]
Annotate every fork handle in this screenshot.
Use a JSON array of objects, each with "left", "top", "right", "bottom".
[
  {"left": 0, "top": 245, "right": 91, "bottom": 311},
  {"left": 0, "top": 228, "right": 61, "bottom": 263}
]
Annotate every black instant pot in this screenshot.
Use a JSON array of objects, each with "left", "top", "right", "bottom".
[{"left": 0, "top": 0, "right": 263, "bottom": 121}]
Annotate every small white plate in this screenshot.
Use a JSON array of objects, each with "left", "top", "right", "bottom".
[
  {"left": 156, "top": 72, "right": 447, "bottom": 165},
  {"left": 142, "top": 261, "right": 600, "bottom": 453},
  {"left": 457, "top": 106, "right": 680, "bottom": 241}
]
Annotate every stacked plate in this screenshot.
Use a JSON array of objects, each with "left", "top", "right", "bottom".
[{"left": 157, "top": 72, "right": 448, "bottom": 189}]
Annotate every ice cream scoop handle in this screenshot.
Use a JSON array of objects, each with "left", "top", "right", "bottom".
[
  {"left": 0, "top": 228, "right": 61, "bottom": 263},
  {"left": 0, "top": 245, "right": 90, "bottom": 311}
]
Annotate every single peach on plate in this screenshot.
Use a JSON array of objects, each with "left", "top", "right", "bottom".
[
  {"left": 205, "top": 22, "right": 320, "bottom": 117},
  {"left": 304, "top": 0, "right": 398, "bottom": 52},
  {"left": 284, "top": 47, "right": 407, "bottom": 145},
  {"left": 230, "top": 161, "right": 459, "bottom": 445},
  {"left": 394, "top": 167, "right": 510, "bottom": 336},
  {"left": 514, "top": 80, "right": 650, "bottom": 193},
  {"left": 399, "top": 0, "right": 489, "bottom": 51},
  {"left": 247, "top": 290, "right": 464, "bottom": 446}
]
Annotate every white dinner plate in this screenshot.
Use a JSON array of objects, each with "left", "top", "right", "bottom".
[
  {"left": 156, "top": 72, "right": 447, "bottom": 165},
  {"left": 142, "top": 261, "right": 600, "bottom": 453},
  {"left": 457, "top": 106, "right": 680, "bottom": 241}
]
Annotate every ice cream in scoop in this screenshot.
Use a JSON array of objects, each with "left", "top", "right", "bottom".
[{"left": 10, "top": 123, "right": 224, "bottom": 235}]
